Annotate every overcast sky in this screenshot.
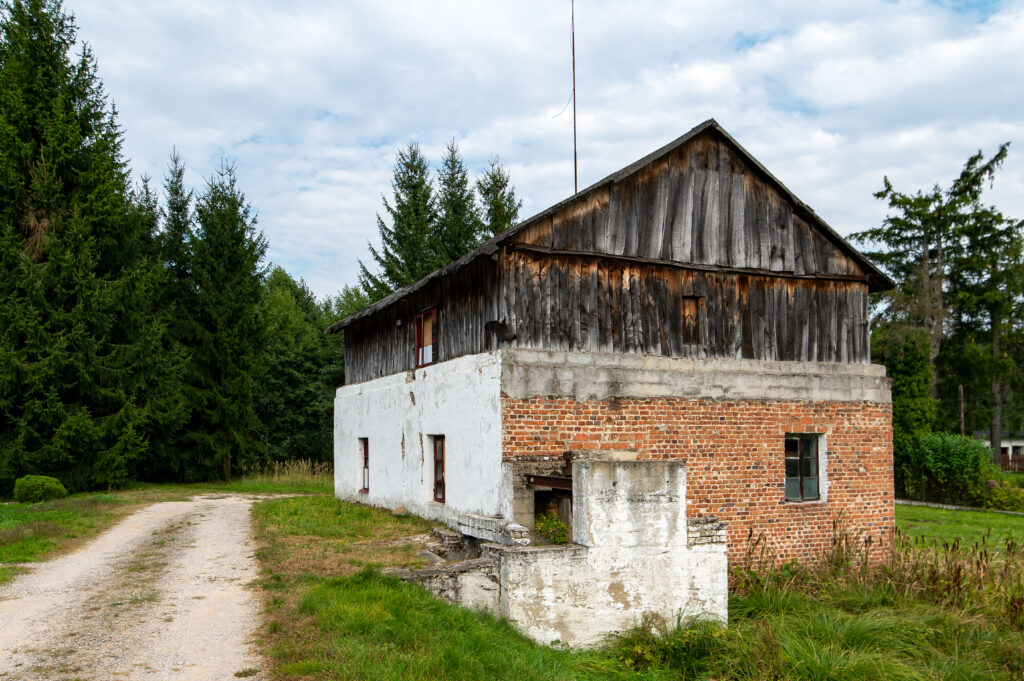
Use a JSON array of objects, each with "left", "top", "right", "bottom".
[{"left": 69, "top": 0, "right": 1024, "bottom": 299}]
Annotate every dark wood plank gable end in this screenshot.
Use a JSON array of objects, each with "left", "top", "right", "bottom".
[{"left": 337, "top": 122, "right": 889, "bottom": 384}]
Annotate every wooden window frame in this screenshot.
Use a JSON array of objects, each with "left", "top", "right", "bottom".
[
  {"left": 414, "top": 307, "right": 438, "bottom": 368},
  {"left": 432, "top": 435, "right": 445, "bottom": 503},
  {"left": 784, "top": 434, "right": 821, "bottom": 502},
  {"left": 359, "top": 438, "right": 369, "bottom": 493}
]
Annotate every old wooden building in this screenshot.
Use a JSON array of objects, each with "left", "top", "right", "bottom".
[{"left": 329, "top": 120, "right": 894, "bottom": 645}]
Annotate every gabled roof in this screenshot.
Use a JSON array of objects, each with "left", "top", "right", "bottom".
[{"left": 327, "top": 119, "right": 894, "bottom": 334}]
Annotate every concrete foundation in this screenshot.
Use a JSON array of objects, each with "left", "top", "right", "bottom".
[
  {"left": 500, "top": 348, "right": 891, "bottom": 404},
  {"left": 395, "top": 453, "right": 728, "bottom": 648}
]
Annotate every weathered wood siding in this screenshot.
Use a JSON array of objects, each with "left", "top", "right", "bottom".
[
  {"left": 498, "top": 250, "right": 868, "bottom": 363},
  {"left": 344, "top": 260, "right": 499, "bottom": 384},
  {"left": 343, "top": 130, "right": 874, "bottom": 384},
  {"left": 512, "top": 134, "right": 863, "bottom": 278}
]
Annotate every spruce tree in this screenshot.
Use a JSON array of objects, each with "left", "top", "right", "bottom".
[
  {"left": 356, "top": 143, "right": 522, "bottom": 304},
  {"left": 0, "top": 0, "right": 169, "bottom": 492},
  {"left": 358, "top": 143, "right": 437, "bottom": 300},
  {"left": 135, "top": 152, "right": 195, "bottom": 481},
  {"left": 182, "top": 164, "right": 266, "bottom": 480},
  {"left": 476, "top": 155, "right": 522, "bottom": 237},
  {"left": 254, "top": 267, "right": 333, "bottom": 462},
  {"left": 434, "top": 139, "right": 484, "bottom": 261}
]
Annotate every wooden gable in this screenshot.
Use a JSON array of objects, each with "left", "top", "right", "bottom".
[
  {"left": 332, "top": 120, "right": 892, "bottom": 384},
  {"left": 509, "top": 129, "right": 865, "bottom": 279}
]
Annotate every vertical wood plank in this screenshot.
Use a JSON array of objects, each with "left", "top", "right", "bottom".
[
  {"left": 782, "top": 203, "right": 795, "bottom": 273},
  {"left": 648, "top": 167, "right": 669, "bottom": 260},
  {"left": 702, "top": 159, "right": 720, "bottom": 265},
  {"left": 672, "top": 163, "right": 695, "bottom": 263}
]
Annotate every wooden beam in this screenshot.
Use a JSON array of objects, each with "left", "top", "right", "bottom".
[{"left": 509, "top": 243, "right": 869, "bottom": 285}]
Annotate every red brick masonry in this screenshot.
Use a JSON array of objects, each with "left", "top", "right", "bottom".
[{"left": 502, "top": 396, "right": 894, "bottom": 566}]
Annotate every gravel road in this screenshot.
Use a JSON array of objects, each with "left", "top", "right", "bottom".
[{"left": 0, "top": 495, "right": 266, "bottom": 680}]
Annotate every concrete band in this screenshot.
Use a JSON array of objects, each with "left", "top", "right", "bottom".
[{"left": 499, "top": 348, "right": 891, "bottom": 404}]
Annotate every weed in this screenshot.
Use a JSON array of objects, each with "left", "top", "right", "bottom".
[{"left": 535, "top": 511, "right": 571, "bottom": 545}]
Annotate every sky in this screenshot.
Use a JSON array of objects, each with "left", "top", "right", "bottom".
[{"left": 68, "top": 0, "right": 1024, "bottom": 300}]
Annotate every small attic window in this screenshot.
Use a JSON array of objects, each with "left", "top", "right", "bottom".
[
  {"left": 681, "top": 296, "right": 705, "bottom": 345},
  {"left": 415, "top": 308, "right": 437, "bottom": 367}
]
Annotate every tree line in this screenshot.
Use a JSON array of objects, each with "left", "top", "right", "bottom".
[
  {"left": 852, "top": 144, "right": 1024, "bottom": 492},
  {"left": 18, "top": 0, "right": 1015, "bottom": 501},
  {"left": 0, "top": 0, "right": 521, "bottom": 493}
]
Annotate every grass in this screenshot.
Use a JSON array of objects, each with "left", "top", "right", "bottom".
[
  {"left": 253, "top": 496, "right": 1024, "bottom": 681},
  {"left": 896, "top": 502, "right": 1024, "bottom": 547},
  {"left": 1004, "top": 471, "right": 1024, "bottom": 488},
  {"left": 5, "top": 474, "right": 1024, "bottom": 678},
  {"left": 0, "top": 494, "right": 124, "bottom": 570}
]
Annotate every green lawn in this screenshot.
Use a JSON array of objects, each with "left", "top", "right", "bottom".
[
  {"left": 0, "top": 493, "right": 126, "bottom": 582},
  {"left": 896, "top": 502, "right": 1024, "bottom": 548}
]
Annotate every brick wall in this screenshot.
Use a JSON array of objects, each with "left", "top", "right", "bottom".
[{"left": 501, "top": 396, "right": 894, "bottom": 566}]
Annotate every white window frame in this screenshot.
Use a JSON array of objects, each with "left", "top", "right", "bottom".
[{"left": 784, "top": 433, "right": 827, "bottom": 503}]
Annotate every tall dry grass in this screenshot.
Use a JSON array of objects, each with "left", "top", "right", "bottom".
[
  {"left": 240, "top": 459, "right": 333, "bottom": 491},
  {"left": 733, "top": 516, "right": 1024, "bottom": 628}
]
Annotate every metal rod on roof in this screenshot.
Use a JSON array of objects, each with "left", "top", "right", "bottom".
[{"left": 572, "top": 0, "right": 578, "bottom": 194}]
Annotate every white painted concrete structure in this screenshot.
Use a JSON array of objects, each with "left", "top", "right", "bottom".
[
  {"left": 491, "top": 453, "right": 728, "bottom": 647},
  {"left": 334, "top": 352, "right": 503, "bottom": 524}
]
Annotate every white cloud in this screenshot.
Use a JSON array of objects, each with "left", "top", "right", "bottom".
[{"left": 67, "top": 0, "right": 1024, "bottom": 299}]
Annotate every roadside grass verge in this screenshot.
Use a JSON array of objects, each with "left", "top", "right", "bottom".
[
  {"left": 253, "top": 497, "right": 1024, "bottom": 681},
  {"left": 0, "top": 494, "right": 125, "bottom": 580},
  {"left": 0, "top": 460, "right": 332, "bottom": 583}
]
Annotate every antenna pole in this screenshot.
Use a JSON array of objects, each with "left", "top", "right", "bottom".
[{"left": 571, "top": 0, "right": 578, "bottom": 194}]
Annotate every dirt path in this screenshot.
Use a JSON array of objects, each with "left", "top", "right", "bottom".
[{"left": 0, "top": 495, "right": 266, "bottom": 681}]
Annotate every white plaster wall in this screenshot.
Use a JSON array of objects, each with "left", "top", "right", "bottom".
[
  {"left": 334, "top": 352, "right": 503, "bottom": 524},
  {"left": 497, "top": 544, "right": 727, "bottom": 648},
  {"left": 495, "top": 455, "right": 728, "bottom": 648},
  {"left": 573, "top": 456, "right": 687, "bottom": 549}
]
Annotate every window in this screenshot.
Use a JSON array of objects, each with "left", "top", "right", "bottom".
[
  {"left": 432, "top": 435, "right": 445, "bottom": 503},
  {"left": 415, "top": 308, "right": 437, "bottom": 367},
  {"left": 785, "top": 434, "right": 820, "bottom": 502},
  {"left": 359, "top": 438, "right": 369, "bottom": 493},
  {"left": 681, "top": 296, "right": 705, "bottom": 345}
]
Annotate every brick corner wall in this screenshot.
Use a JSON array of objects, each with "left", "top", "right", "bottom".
[{"left": 501, "top": 395, "right": 894, "bottom": 566}]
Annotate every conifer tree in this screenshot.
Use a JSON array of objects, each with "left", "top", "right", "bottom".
[
  {"left": 133, "top": 152, "right": 196, "bottom": 481},
  {"left": 434, "top": 139, "right": 483, "bottom": 261},
  {"left": 357, "top": 143, "right": 523, "bottom": 304},
  {"left": 0, "top": 0, "right": 169, "bottom": 492},
  {"left": 160, "top": 151, "right": 193, "bottom": 294},
  {"left": 358, "top": 143, "right": 437, "bottom": 300},
  {"left": 854, "top": 147, "right": 1009, "bottom": 393},
  {"left": 254, "top": 267, "right": 332, "bottom": 462},
  {"left": 854, "top": 145, "right": 1024, "bottom": 464},
  {"left": 477, "top": 155, "right": 522, "bottom": 236},
  {"left": 182, "top": 164, "right": 266, "bottom": 480}
]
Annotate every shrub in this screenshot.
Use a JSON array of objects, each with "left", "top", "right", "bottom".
[
  {"left": 897, "top": 433, "right": 993, "bottom": 505},
  {"left": 13, "top": 475, "right": 68, "bottom": 503},
  {"left": 535, "top": 511, "right": 571, "bottom": 545},
  {"left": 985, "top": 482, "right": 1024, "bottom": 513}
]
